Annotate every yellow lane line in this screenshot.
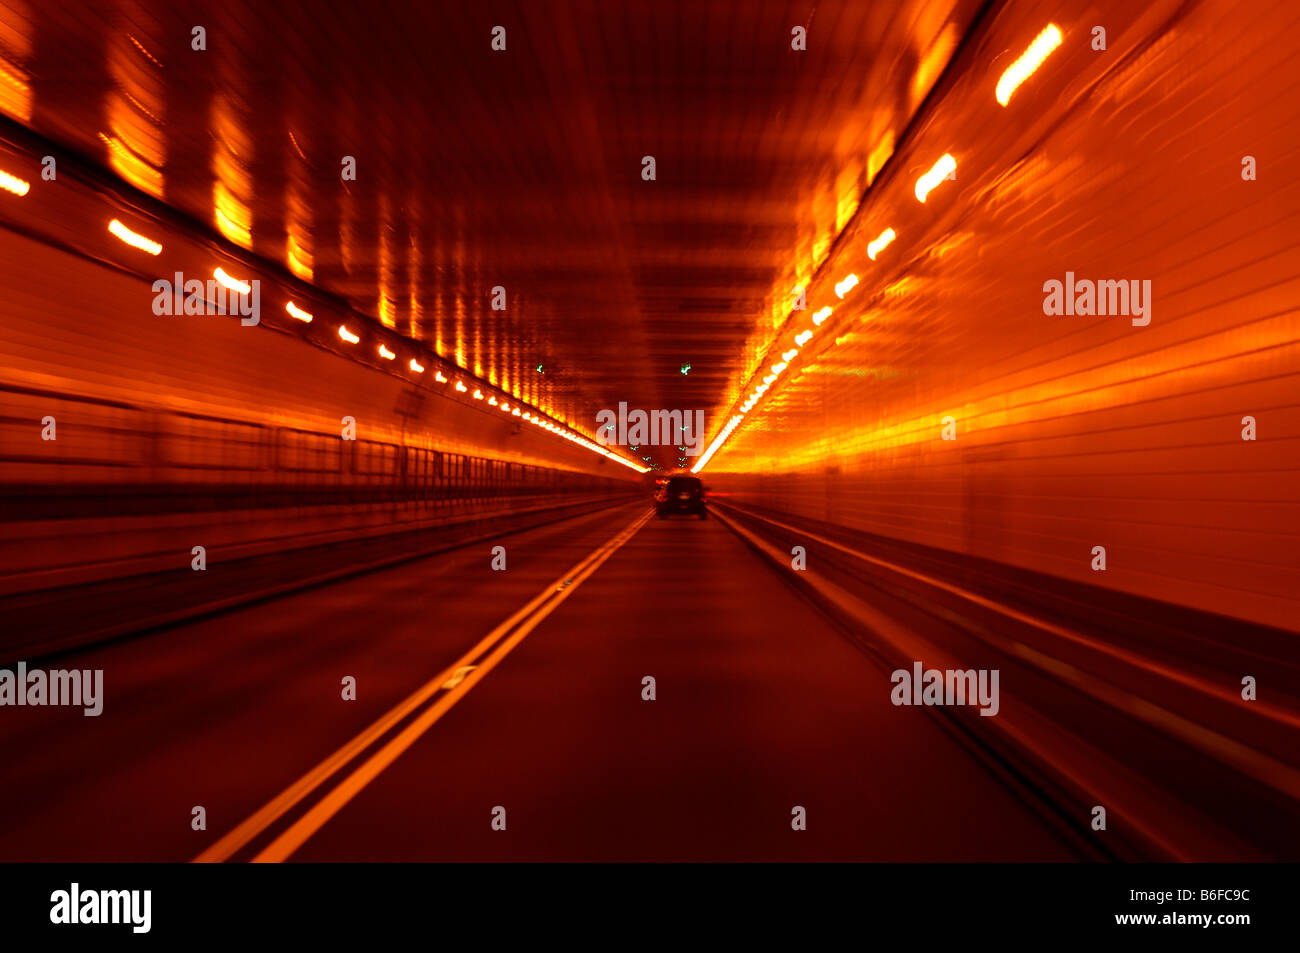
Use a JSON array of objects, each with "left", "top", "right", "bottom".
[{"left": 192, "top": 509, "right": 649, "bottom": 863}]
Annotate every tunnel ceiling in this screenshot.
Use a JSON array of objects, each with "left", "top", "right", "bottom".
[{"left": 7, "top": 0, "right": 981, "bottom": 468}]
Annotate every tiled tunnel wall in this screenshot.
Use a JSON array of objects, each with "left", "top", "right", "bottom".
[{"left": 711, "top": 0, "right": 1300, "bottom": 632}]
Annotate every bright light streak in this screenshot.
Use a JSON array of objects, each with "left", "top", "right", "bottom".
[
  {"left": 996, "top": 24, "right": 1063, "bottom": 106},
  {"left": 488, "top": 395, "right": 498, "bottom": 405},
  {"left": 473, "top": 389, "right": 484, "bottom": 399},
  {"left": 512, "top": 408, "right": 648, "bottom": 472},
  {"left": 795, "top": 330, "right": 813, "bottom": 346},
  {"left": 455, "top": 381, "right": 468, "bottom": 392},
  {"left": 782, "top": 349, "right": 798, "bottom": 362},
  {"left": 435, "top": 371, "right": 447, "bottom": 382},
  {"left": 378, "top": 345, "right": 395, "bottom": 360},
  {"left": 0, "top": 168, "right": 30, "bottom": 196},
  {"left": 286, "top": 235, "right": 313, "bottom": 281},
  {"left": 812, "top": 306, "right": 832, "bottom": 325},
  {"left": 107, "top": 219, "right": 162, "bottom": 255},
  {"left": 213, "top": 267, "right": 251, "bottom": 295},
  {"left": 834, "top": 274, "right": 859, "bottom": 298},
  {"left": 338, "top": 325, "right": 359, "bottom": 344},
  {"left": 867, "top": 227, "right": 896, "bottom": 260},
  {"left": 286, "top": 301, "right": 313, "bottom": 322},
  {"left": 692, "top": 413, "right": 745, "bottom": 473},
  {"left": 212, "top": 179, "right": 252, "bottom": 247},
  {"left": 409, "top": 358, "right": 425, "bottom": 373},
  {"left": 915, "top": 154, "right": 956, "bottom": 203}
]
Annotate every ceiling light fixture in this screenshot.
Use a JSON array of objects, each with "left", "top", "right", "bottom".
[{"left": 996, "top": 24, "right": 1063, "bottom": 106}]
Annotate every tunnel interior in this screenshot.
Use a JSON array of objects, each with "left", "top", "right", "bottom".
[{"left": 0, "top": 0, "right": 1297, "bottom": 864}]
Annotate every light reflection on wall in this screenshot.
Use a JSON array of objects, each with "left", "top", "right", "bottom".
[
  {"left": 452, "top": 207, "right": 468, "bottom": 372},
  {"left": 725, "top": 8, "right": 963, "bottom": 473},
  {"left": 280, "top": 23, "right": 315, "bottom": 283},
  {"left": 102, "top": 5, "right": 165, "bottom": 199},
  {"left": 286, "top": 223, "right": 313, "bottom": 281},
  {"left": 453, "top": 294, "right": 467, "bottom": 373},
  {"left": 210, "top": 101, "right": 252, "bottom": 248},
  {"left": 0, "top": 0, "right": 32, "bottom": 123},
  {"left": 336, "top": 85, "right": 358, "bottom": 280},
  {"left": 339, "top": 180, "right": 356, "bottom": 277},
  {"left": 405, "top": 193, "right": 423, "bottom": 339},
  {"left": 500, "top": 316, "right": 513, "bottom": 399},
  {"left": 867, "top": 130, "right": 895, "bottom": 186},
  {"left": 378, "top": 192, "right": 396, "bottom": 328},
  {"left": 911, "top": 20, "right": 958, "bottom": 109},
  {"left": 835, "top": 162, "right": 863, "bottom": 233},
  {"left": 470, "top": 237, "right": 483, "bottom": 380},
  {"left": 285, "top": 129, "right": 314, "bottom": 281},
  {"left": 206, "top": 6, "right": 254, "bottom": 248},
  {"left": 432, "top": 282, "right": 447, "bottom": 359}
]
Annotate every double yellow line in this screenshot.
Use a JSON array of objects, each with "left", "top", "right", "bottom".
[{"left": 194, "top": 509, "right": 651, "bottom": 863}]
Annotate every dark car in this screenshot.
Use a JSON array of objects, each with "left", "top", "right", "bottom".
[{"left": 656, "top": 475, "right": 707, "bottom": 519}]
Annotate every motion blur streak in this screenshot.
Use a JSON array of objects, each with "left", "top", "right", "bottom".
[
  {"left": 0, "top": 0, "right": 1297, "bottom": 863},
  {"left": 108, "top": 218, "right": 162, "bottom": 255},
  {"left": 103, "top": 17, "right": 166, "bottom": 200}
]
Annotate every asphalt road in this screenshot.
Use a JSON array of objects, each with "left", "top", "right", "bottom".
[{"left": 0, "top": 504, "right": 1077, "bottom": 861}]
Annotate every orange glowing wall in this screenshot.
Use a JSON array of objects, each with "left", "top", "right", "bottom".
[{"left": 711, "top": 0, "right": 1300, "bottom": 631}]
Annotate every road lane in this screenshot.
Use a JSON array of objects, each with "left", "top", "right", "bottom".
[
  {"left": 0, "top": 503, "right": 644, "bottom": 861},
  {"left": 291, "top": 514, "right": 1079, "bottom": 861}
]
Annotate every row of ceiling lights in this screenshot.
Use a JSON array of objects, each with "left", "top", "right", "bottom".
[
  {"left": 692, "top": 22, "right": 1064, "bottom": 473},
  {"left": 0, "top": 162, "right": 649, "bottom": 474}
]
